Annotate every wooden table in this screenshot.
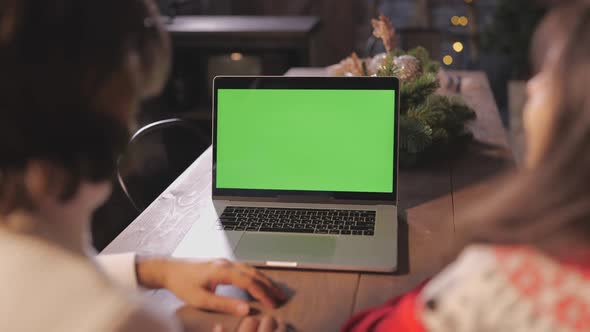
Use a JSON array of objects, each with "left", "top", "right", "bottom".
[
  {"left": 166, "top": 16, "right": 320, "bottom": 65},
  {"left": 103, "top": 69, "right": 515, "bottom": 331}
]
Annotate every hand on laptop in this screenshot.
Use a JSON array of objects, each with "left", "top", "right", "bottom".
[{"left": 136, "top": 257, "right": 287, "bottom": 316}]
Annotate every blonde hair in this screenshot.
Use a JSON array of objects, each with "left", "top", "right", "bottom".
[{"left": 460, "top": 2, "right": 590, "bottom": 249}]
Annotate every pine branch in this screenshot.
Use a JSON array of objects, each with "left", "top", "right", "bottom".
[
  {"left": 376, "top": 53, "right": 400, "bottom": 77},
  {"left": 443, "top": 97, "right": 476, "bottom": 134},
  {"left": 400, "top": 72, "right": 439, "bottom": 112},
  {"left": 399, "top": 116, "right": 433, "bottom": 154},
  {"left": 422, "top": 95, "right": 476, "bottom": 135},
  {"left": 407, "top": 46, "right": 440, "bottom": 74},
  {"left": 423, "top": 61, "right": 440, "bottom": 74},
  {"left": 401, "top": 94, "right": 476, "bottom": 163},
  {"left": 408, "top": 47, "right": 430, "bottom": 65},
  {"left": 407, "top": 104, "right": 446, "bottom": 128},
  {"left": 392, "top": 48, "right": 405, "bottom": 57},
  {"left": 432, "top": 128, "right": 449, "bottom": 143}
]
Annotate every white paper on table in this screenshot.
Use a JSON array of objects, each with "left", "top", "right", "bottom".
[{"left": 172, "top": 198, "right": 239, "bottom": 260}]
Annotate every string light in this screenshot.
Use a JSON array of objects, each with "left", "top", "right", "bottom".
[
  {"left": 230, "top": 52, "right": 243, "bottom": 61},
  {"left": 453, "top": 42, "right": 464, "bottom": 53},
  {"left": 443, "top": 55, "right": 454, "bottom": 66},
  {"left": 458, "top": 16, "right": 469, "bottom": 26},
  {"left": 451, "top": 16, "right": 460, "bottom": 26}
]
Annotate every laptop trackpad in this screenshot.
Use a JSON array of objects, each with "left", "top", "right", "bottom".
[{"left": 235, "top": 233, "right": 337, "bottom": 263}]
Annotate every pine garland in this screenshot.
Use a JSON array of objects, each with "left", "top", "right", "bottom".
[
  {"left": 330, "top": 15, "right": 476, "bottom": 166},
  {"left": 376, "top": 46, "right": 476, "bottom": 166}
]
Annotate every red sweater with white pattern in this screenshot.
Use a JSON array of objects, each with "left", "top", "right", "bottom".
[{"left": 342, "top": 245, "right": 590, "bottom": 332}]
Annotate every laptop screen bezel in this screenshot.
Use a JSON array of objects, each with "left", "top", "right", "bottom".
[{"left": 212, "top": 76, "right": 400, "bottom": 203}]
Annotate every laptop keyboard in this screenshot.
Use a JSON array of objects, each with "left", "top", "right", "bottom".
[{"left": 219, "top": 207, "right": 376, "bottom": 236}]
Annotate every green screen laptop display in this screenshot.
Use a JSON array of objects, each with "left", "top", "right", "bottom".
[{"left": 215, "top": 88, "right": 396, "bottom": 193}]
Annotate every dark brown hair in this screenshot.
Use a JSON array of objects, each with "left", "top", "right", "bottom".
[
  {"left": 462, "top": 1, "right": 590, "bottom": 248},
  {"left": 0, "top": 0, "right": 170, "bottom": 213}
]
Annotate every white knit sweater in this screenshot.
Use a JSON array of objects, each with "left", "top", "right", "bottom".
[{"left": 0, "top": 229, "right": 179, "bottom": 332}]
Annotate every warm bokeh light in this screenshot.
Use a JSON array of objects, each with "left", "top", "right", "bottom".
[
  {"left": 453, "top": 42, "right": 464, "bottom": 53},
  {"left": 230, "top": 52, "right": 244, "bottom": 61},
  {"left": 443, "top": 55, "right": 454, "bottom": 66},
  {"left": 458, "top": 16, "right": 469, "bottom": 26},
  {"left": 464, "top": 0, "right": 473, "bottom": 3},
  {"left": 451, "top": 16, "right": 460, "bottom": 26}
]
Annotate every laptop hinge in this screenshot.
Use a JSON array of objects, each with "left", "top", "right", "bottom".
[
  {"left": 214, "top": 195, "right": 395, "bottom": 206},
  {"left": 275, "top": 195, "right": 393, "bottom": 206}
]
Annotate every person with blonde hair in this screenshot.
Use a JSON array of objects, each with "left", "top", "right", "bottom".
[{"left": 341, "top": 2, "right": 590, "bottom": 331}]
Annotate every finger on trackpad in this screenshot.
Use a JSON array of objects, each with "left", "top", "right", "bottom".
[
  {"left": 215, "top": 285, "right": 250, "bottom": 301},
  {"left": 215, "top": 281, "right": 295, "bottom": 307}
]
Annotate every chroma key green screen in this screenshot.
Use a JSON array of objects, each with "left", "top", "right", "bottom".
[{"left": 215, "top": 89, "right": 396, "bottom": 193}]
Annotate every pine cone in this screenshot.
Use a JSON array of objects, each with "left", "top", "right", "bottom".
[{"left": 394, "top": 55, "right": 422, "bottom": 82}]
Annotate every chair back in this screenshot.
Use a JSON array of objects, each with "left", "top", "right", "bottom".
[{"left": 118, "top": 118, "right": 211, "bottom": 212}]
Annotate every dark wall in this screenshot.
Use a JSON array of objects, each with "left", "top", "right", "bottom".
[
  {"left": 231, "top": 0, "right": 370, "bottom": 66},
  {"left": 156, "top": 0, "right": 231, "bottom": 15},
  {"left": 155, "top": 0, "right": 371, "bottom": 66}
]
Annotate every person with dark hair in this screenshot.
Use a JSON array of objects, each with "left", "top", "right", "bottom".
[
  {"left": 0, "top": 1, "right": 285, "bottom": 331},
  {"left": 341, "top": 1, "right": 590, "bottom": 331}
]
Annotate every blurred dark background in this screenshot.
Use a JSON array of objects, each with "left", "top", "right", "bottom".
[
  {"left": 142, "top": 0, "right": 546, "bottom": 127},
  {"left": 93, "top": 0, "right": 547, "bottom": 250}
]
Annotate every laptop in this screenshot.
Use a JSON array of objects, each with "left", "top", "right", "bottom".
[{"left": 210, "top": 76, "right": 400, "bottom": 272}]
